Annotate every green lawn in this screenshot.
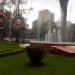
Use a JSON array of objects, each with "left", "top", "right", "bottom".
[
  {"left": 0, "top": 43, "right": 23, "bottom": 51},
  {"left": 0, "top": 53, "right": 75, "bottom": 75}
]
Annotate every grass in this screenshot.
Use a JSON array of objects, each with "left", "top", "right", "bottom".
[
  {"left": 0, "top": 53, "right": 75, "bottom": 75},
  {"left": 0, "top": 43, "right": 23, "bottom": 51}
]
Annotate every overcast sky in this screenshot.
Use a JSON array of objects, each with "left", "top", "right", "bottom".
[{"left": 24, "top": 0, "right": 75, "bottom": 28}]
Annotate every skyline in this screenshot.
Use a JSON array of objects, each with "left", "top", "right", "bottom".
[{"left": 27, "top": 0, "right": 75, "bottom": 28}]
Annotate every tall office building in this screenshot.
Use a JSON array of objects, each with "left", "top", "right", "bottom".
[
  {"left": 37, "top": 9, "right": 55, "bottom": 40},
  {"left": 38, "top": 9, "right": 51, "bottom": 23},
  {"left": 32, "top": 9, "right": 55, "bottom": 41}
]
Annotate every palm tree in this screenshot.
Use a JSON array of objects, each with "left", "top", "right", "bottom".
[{"left": 59, "top": 0, "right": 69, "bottom": 42}]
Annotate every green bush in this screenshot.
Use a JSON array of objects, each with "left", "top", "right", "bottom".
[{"left": 26, "top": 44, "right": 47, "bottom": 66}]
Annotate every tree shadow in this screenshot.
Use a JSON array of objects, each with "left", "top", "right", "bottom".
[{"left": 26, "top": 62, "right": 46, "bottom": 67}]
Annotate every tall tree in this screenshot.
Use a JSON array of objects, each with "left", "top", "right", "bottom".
[
  {"left": 11, "top": 0, "right": 32, "bottom": 43},
  {"left": 59, "top": 0, "right": 69, "bottom": 42}
]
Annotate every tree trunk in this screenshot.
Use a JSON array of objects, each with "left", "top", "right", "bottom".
[
  {"left": 15, "top": 30, "right": 20, "bottom": 43},
  {"left": 61, "top": 7, "right": 67, "bottom": 42},
  {"left": 17, "top": 0, "right": 20, "bottom": 14},
  {"left": 60, "top": 0, "right": 69, "bottom": 42}
]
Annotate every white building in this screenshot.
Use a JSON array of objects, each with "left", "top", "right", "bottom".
[
  {"left": 37, "top": 9, "right": 51, "bottom": 40},
  {"left": 37, "top": 9, "right": 55, "bottom": 41}
]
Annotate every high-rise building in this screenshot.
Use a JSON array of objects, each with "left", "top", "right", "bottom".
[
  {"left": 37, "top": 9, "right": 55, "bottom": 40},
  {"left": 38, "top": 9, "right": 51, "bottom": 23},
  {"left": 32, "top": 9, "right": 55, "bottom": 41}
]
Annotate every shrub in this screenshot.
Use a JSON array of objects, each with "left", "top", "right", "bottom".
[{"left": 26, "top": 44, "right": 47, "bottom": 66}]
